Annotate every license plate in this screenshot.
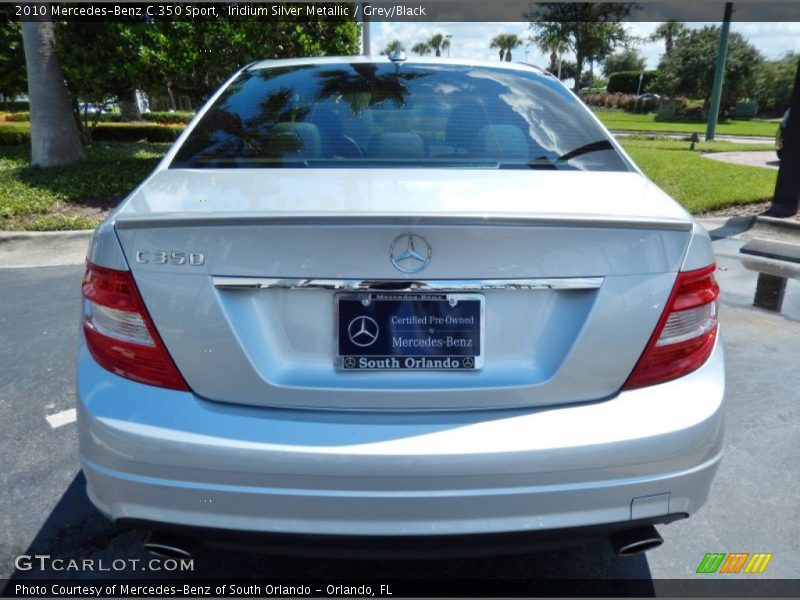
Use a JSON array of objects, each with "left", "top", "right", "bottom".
[{"left": 335, "top": 293, "right": 484, "bottom": 371}]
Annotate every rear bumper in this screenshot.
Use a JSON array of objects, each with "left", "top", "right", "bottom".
[
  {"left": 77, "top": 337, "right": 725, "bottom": 539},
  {"left": 119, "top": 515, "right": 687, "bottom": 559}
]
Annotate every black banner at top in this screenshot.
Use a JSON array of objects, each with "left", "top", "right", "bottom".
[{"left": 6, "top": 1, "right": 800, "bottom": 22}]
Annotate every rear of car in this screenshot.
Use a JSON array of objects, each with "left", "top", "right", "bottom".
[{"left": 77, "top": 57, "right": 724, "bottom": 556}]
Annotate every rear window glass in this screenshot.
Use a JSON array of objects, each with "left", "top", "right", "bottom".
[{"left": 170, "top": 62, "right": 630, "bottom": 172}]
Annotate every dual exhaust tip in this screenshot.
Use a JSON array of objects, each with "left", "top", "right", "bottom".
[
  {"left": 144, "top": 532, "right": 194, "bottom": 560},
  {"left": 144, "top": 525, "right": 663, "bottom": 561},
  {"left": 609, "top": 525, "right": 664, "bottom": 556}
]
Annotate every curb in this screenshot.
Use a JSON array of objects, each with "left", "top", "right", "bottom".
[
  {"left": 0, "top": 229, "right": 93, "bottom": 268},
  {"left": 754, "top": 215, "right": 800, "bottom": 233},
  {"left": 0, "top": 229, "right": 94, "bottom": 244},
  {"left": 609, "top": 130, "right": 774, "bottom": 144}
]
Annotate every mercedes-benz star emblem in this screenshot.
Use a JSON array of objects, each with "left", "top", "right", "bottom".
[
  {"left": 347, "top": 315, "right": 379, "bottom": 347},
  {"left": 343, "top": 357, "right": 357, "bottom": 369},
  {"left": 390, "top": 234, "right": 431, "bottom": 274}
]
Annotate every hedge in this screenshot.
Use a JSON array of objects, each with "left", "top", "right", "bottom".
[
  {"left": 97, "top": 111, "right": 194, "bottom": 124},
  {"left": 91, "top": 123, "right": 185, "bottom": 142},
  {"left": 0, "top": 124, "right": 31, "bottom": 146},
  {"left": 0, "top": 123, "right": 185, "bottom": 146},
  {"left": 607, "top": 70, "right": 658, "bottom": 95},
  {"left": 0, "top": 101, "right": 29, "bottom": 112},
  {"left": 0, "top": 111, "right": 29, "bottom": 122},
  {"left": 140, "top": 111, "right": 195, "bottom": 124},
  {"left": 581, "top": 92, "right": 660, "bottom": 114}
]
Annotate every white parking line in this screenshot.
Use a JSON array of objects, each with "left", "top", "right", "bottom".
[{"left": 46, "top": 408, "right": 77, "bottom": 429}]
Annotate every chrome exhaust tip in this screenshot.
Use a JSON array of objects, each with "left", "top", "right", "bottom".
[
  {"left": 609, "top": 525, "right": 664, "bottom": 556},
  {"left": 144, "top": 532, "right": 194, "bottom": 560}
]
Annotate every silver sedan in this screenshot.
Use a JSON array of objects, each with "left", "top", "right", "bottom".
[{"left": 77, "top": 56, "right": 724, "bottom": 559}]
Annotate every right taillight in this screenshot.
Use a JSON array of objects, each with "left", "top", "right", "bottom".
[
  {"left": 82, "top": 261, "right": 189, "bottom": 391},
  {"left": 623, "top": 264, "right": 720, "bottom": 390}
]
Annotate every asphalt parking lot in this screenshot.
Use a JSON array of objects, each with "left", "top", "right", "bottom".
[{"left": 1, "top": 229, "right": 799, "bottom": 594}]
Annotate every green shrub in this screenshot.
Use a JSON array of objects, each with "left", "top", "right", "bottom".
[
  {"left": 0, "top": 122, "right": 185, "bottom": 145},
  {"left": 0, "top": 124, "right": 30, "bottom": 146},
  {"left": 607, "top": 70, "right": 658, "bottom": 95},
  {"left": 92, "top": 123, "right": 184, "bottom": 142},
  {"left": 140, "top": 111, "right": 195, "bottom": 124}
]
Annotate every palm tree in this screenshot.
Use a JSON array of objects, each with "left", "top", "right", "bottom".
[
  {"left": 532, "top": 29, "right": 569, "bottom": 78},
  {"left": 382, "top": 40, "right": 405, "bottom": 56},
  {"left": 649, "top": 20, "right": 686, "bottom": 55},
  {"left": 490, "top": 34, "right": 524, "bottom": 62},
  {"left": 411, "top": 42, "right": 431, "bottom": 56},
  {"left": 426, "top": 33, "right": 451, "bottom": 57},
  {"left": 20, "top": 17, "right": 82, "bottom": 166}
]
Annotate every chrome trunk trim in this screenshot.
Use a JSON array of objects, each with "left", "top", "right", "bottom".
[{"left": 212, "top": 277, "right": 604, "bottom": 291}]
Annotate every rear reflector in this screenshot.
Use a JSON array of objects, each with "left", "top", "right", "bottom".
[
  {"left": 82, "top": 262, "right": 189, "bottom": 391},
  {"left": 623, "top": 265, "right": 719, "bottom": 390}
]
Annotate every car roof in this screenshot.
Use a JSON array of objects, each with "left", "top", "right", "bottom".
[{"left": 247, "top": 55, "right": 550, "bottom": 76}]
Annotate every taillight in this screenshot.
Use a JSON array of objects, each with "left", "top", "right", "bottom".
[
  {"left": 623, "top": 264, "right": 719, "bottom": 390},
  {"left": 82, "top": 262, "right": 189, "bottom": 391}
]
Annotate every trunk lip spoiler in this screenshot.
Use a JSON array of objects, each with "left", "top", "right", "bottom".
[
  {"left": 212, "top": 277, "right": 605, "bottom": 292},
  {"left": 113, "top": 214, "right": 694, "bottom": 232}
]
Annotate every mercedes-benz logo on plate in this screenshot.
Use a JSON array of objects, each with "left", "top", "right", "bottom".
[
  {"left": 348, "top": 315, "right": 379, "bottom": 347},
  {"left": 390, "top": 234, "right": 431, "bottom": 274}
]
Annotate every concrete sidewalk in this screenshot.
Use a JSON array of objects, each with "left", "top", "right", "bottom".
[
  {"left": 0, "top": 230, "right": 91, "bottom": 268},
  {"left": 702, "top": 150, "right": 780, "bottom": 170},
  {"left": 611, "top": 130, "right": 774, "bottom": 145}
]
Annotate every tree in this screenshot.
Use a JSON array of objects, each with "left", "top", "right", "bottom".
[
  {"left": 135, "top": 21, "right": 360, "bottom": 108},
  {"left": 56, "top": 22, "right": 148, "bottom": 135},
  {"left": 411, "top": 42, "right": 431, "bottom": 56},
  {"left": 603, "top": 47, "right": 646, "bottom": 77},
  {"left": 490, "top": 34, "right": 523, "bottom": 62},
  {"left": 532, "top": 27, "right": 569, "bottom": 78},
  {"left": 382, "top": 39, "right": 405, "bottom": 55},
  {"left": 656, "top": 26, "right": 763, "bottom": 110},
  {"left": 528, "top": 3, "right": 632, "bottom": 92},
  {"left": 20, "top": 17, "right": 82, "bottom": 167},
  {"left": 0, "top": 7, "right": 26, "bottom": 102},
  {"left": 753, "top": 53, "right": 799, "bottom": 116},
  {"left": 649, "top": 20, "right": 686, "bottom": 55},
  {"left": 426, "top": 33, "right": 450, "bottom": 57}
]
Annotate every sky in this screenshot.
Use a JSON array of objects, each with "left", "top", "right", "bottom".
[{"left": 368, "top": 21, "right": 800, "bottom": 71}]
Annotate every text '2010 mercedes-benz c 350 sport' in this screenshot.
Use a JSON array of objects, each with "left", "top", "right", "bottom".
[{"left": 77, "top": 55, "right": 724, "bottom": 559}]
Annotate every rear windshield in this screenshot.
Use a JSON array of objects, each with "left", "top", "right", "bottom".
[{"left": 170, "top": 62, "right": 630, "bottom": 171}]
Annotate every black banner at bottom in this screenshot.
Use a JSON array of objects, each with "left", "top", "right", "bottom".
[{"left": 3, "top": 579, "right": 800, "bottom": 598}]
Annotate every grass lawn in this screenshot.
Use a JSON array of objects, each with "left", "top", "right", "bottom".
[
  {"left": 0, "top": 138, "right": 779, "bottom": 230},
  {"left": 0, "top": 142, "right": 168, "bottom": 230},
  {"left": 595, "top": 110, "right": 780, "bottom": 138},
  {"left": 620, "top": 138, "right": 778, "bottom": 214}
]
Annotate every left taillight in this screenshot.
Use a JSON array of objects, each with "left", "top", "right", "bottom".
[{"left": 82, "top": 261, "right": 189, "bottom": 391}]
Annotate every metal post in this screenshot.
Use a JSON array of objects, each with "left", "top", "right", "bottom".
[
  {"left": 361, "top": 3, "right": 370, "bottom": 55},
  {"left": 706, "top": 2, "right": 733, "bottom": 141},
  {"left": 771, "top": 57, "right": 800, "bottom": 216},
  {"left": 445, "top": 34, "right": 452, "bottom": 57}
]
